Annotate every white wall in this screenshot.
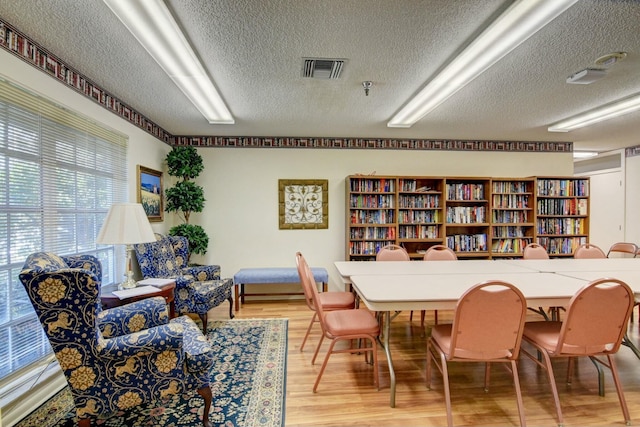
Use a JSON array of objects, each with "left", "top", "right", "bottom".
[{"left": 197, "top": 148, "right": 572, "bottom": 289}]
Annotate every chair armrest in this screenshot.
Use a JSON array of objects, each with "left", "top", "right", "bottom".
[
  {"left": 98, "top": 322, "right": 185, "bottom": 359},
  {"left": 182, "top": 264, "right": 221, "bottom": 281},
  {"left": 171, "top": 316, "right": 215, "bottom": 374},
  {"left": 97, "top": 296, "right": 169, "bottom": 338}
]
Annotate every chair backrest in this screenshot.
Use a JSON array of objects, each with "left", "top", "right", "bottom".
[
  {"left": 556, "top": 278, "right": 634, "bottom": 355},
  {"left": 523, "top": 242, "right": 549, "bottom": 259},
  {"left": 573, "top": 243, "right": 606, "bottom": 259},
  {"left": 296, "top": 252, "right": 317, "bottom": 312},
  {"left": 424, "top": 245, "right": 458, "bottom": 261},
  {"left": 448, "top": 280, "right": 526, "bottom": 360},
  {"left": 376, "top": 244, "right": 410, "bottom": 261},
  {"left": 18, "top": 252, "right": 104, "bottom": 383},
  {"left": 296, "top": 252, "right": 328, "bottom": 324},
  {"left": 168, "top": 235, "right": 191, "bottom": 268},
  {"left": 607, "top": 242, "right": 638, "bottom": 258},
  {"left": 134, "top": 234, "right": 183, "bottom": 278}
]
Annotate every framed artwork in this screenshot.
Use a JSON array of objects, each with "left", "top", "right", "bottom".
[
  {"left": 137, "top": 165, "right": 164, "bottom": 222},
  {"left": 278, "top": 179, "right": 328, "bottom": 229}
]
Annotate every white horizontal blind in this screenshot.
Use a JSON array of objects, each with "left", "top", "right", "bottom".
[{"left": 0, "top": 77, "right": 127, "bottom": 383}]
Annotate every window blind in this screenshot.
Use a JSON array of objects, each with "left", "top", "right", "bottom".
[{"left": 0, "top": 77, "right": 127, "bottom": 384}]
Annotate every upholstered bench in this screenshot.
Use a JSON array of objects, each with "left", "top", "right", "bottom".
[{"left": 233, "top": 267, "right": 329, "bottom": 311}]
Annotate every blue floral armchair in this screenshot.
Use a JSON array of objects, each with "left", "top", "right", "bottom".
[
  {"left": 134, "top": 234, "right": 234, "bottom": 333},
  {"left": 19, "top": 252, "right": 216, "bottom": 427}
]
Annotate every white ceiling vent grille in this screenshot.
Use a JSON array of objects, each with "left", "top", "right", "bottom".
[{"left": 302, "top": 58, "right": 346, "bottom": 79}]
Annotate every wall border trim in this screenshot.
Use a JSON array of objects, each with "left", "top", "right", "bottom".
[{"left": 174, "top": 136, "right": 572, "bottom": 152}]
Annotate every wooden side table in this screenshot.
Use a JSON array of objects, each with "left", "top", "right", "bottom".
[{"left": 101, "top": 281, "right": 176, "bottom": 318}]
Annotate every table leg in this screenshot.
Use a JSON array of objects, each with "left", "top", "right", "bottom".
[
  {"left": 169, "top": 300, "right": 175, "bottom": 318},
  {"left": 622, "top": 332, "right": 640, "bottom": 359},
  {"left": 382, "top": 310, "right": 396, "bottom": 408}
]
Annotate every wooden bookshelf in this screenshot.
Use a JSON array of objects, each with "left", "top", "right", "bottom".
[
  {"left": 535, "top": 177, "right": 590, "bottom": 256},
  {"left": 444, "top": 177, "right": 490, "bottom": 258},
  {"left": 490, "top": 177, "right": 536, "bottom": 257},
  {"left": 346, "top": 176, "right": 398, "bottom": 260},
  {"left": 345, "top": 175, "right": 590, "bottom": 260},
  {"left": 397, "top": 177, "right": 444, "bottom": 259}
]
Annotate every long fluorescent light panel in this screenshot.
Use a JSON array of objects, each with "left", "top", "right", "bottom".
[
  {"left": 103, "top": 0, "right": 234, "bottom": 124},
  {"left": 388, "top": 0, "right": 579, "bottom": 128},
  {"left": 549, "top": 93, "right": 640, "bottom": 132}
]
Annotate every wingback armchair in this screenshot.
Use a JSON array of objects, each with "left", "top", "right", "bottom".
[
  {"left": 134, "top": 234, "right": 234, "bottom": 333},
  {"left": 19, "top": 252, "right": 216, "bottom": 427}
]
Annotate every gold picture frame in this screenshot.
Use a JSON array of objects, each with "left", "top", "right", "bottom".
[
  {"left": 137, "top": 165, "right": 164, "bottom": 222},
  {"left": 279, "top": 179, "right": 328, "bottom": 229}
]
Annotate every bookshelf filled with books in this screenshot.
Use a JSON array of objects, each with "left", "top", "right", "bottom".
[
  {"left": 535, "top": 177, "right": 590, "bottom": 256},
  {"left": 443, "top": 178, "right": 491, "bottom": 258},
  {"left": 346, "top": 176, "right": 398, "bottom": 259},
  {"left": 344, "top": 175, "right": 589, "bottom": 261},
  {"left": 397, "top": 177, "right": 445, "bottom": 259},
  {"left": 490, "top": 178, "right": 535, "bottom": 257}
]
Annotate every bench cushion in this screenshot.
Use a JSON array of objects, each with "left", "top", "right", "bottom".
[{"left": 234, "top": 267, "right": 328, "bottom": 284}]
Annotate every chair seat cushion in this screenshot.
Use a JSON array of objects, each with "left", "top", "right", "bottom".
[
  {"left": 431, "top": 324, "right": 453, "bottom": 354},
  {"left": 171, "top": 316, "right": 214, "bottom": 373},
  {"left": 318, "top": 291, "right": 355, "bottom": 310},
  {"left": 184, "top": 278, "right": 234, "bottom": 306},
  {"left": 523, "top": 321, "right": 562, "bottom": 352},
  {"left": 523, "top": 320, "right": 611, "bottom": 355},
  {"left": 432, "top": 323, "right": 514, "bottom": 360},
  {"left": 324, "top": 309, "right": 379, "bottom": 336}
]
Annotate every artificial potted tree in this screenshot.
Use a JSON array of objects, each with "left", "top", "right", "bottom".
[{"left": 164, "top": 146, "right": 209, "bottom": 262}]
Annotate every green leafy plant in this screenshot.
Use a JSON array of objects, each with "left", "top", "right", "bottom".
[
  {"left": 164, "top": 146, "right": 209, "bottom": 258},
  {"left": 169, "top": 223, "right": 209, "bottom": 257},
  {"left": 165, "top": 181, "right": 204, "bottom": 223}
]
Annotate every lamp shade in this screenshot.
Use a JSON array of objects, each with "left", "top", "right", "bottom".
[{"left": 96, "top": 203, "right": 157, "bottom": 245}]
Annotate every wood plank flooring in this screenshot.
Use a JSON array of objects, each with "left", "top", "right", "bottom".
[{"left": 207, "top": 299, "right": 640, "bottom": 426}]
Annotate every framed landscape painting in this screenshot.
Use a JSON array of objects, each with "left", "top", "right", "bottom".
[{"left": 137, "top": 165, "right": 164, "bottom": 222}]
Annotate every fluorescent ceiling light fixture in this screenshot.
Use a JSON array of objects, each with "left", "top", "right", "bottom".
[
  {"left": 573, "top": 151, "right": 598, "bottom": 159},
  {"left": 388, "top": 0, "right": 579, "bottom": 128},
  {"left": 549, "top": 93, "right": 640, "bottom": 132},
  {"left": 103, "top": 0, "right": 234, "bottom": 124}
]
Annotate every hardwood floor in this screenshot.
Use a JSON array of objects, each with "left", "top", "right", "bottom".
[{"left": 207, "top": 299, "right": 640, "bottom": 426}]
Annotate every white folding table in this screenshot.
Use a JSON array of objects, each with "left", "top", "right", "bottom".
[
  {"left": 334, "top": 257, "right": 640, "bottom": 408},
  {"left": 349, "top": 271, "right": 588, "bottom": 407}
]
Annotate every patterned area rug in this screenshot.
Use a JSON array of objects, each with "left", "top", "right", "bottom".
[{"left": 16, "top": 318, "right": 288, "bottom": 427}]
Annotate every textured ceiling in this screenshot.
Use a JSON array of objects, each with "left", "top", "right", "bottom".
[{"left": 1, "top": 0, "right": 639, "bottom": 152}]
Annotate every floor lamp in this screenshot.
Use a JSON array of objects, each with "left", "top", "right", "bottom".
[{"left": 97, "top": 203, "right": 157, "bottom": 289}]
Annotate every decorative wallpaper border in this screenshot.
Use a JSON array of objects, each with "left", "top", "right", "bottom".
[
  {"left": 626, "top": 147, "right": 640, "bottom": 158},
  {"left": 174, "top": 135, "right": 573, "bottom": 152},
  {"left": 0, "top": 18, "right": 172, "bottom": 144},
  {"left": 0, "top": 15, "right": 578, "bottom": 153}
]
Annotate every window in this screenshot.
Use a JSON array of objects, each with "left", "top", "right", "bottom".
[{"left": 0, "top": 78, "right": 127, "bottom": 383}]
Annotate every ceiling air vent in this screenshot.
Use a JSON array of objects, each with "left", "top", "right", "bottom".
[{"left": 302, "top": 58, "right": 346, "bottom": 79}]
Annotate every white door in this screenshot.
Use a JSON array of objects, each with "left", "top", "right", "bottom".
[{"left": 582, "top": 170, "right": 624, "bottom": 251}]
